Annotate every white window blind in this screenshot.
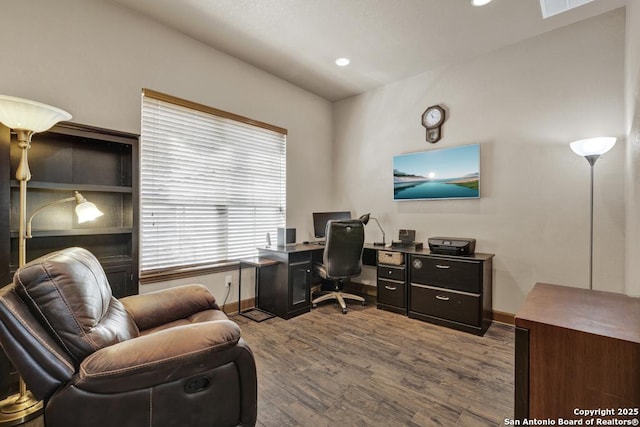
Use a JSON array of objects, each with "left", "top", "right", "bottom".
[{"left": 140, "top": 90, "right": 286, "bottom": 275}]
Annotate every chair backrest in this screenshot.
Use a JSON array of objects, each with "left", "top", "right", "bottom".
[
  {"left": 0, "top": 247, "right": 140, "bottom": 399},
  {"left": 322, "top": 219, "right": 365, "bottom": 279},
  {"left": 12, "top": 247, "right": 139, "bottom": 364}
]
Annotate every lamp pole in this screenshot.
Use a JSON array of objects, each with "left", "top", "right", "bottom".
[
  {"left": 0, "top": 129, "right": 45, "bottom": 426},
  {"left": 586, "top": 155, "right": 599, "bottom": 291},
  {"left": 15, "top": 129, "right": 33, "bottom": 268}
]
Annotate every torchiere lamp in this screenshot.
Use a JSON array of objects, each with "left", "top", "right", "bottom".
[
  {"left": 0, "top": 95, "right": 72, "bottom": 426},
  {"left": 358, "top": 213, "right": 386, "bottom": 246},
  {"left": 569, "top": 136, "right": 616, "bottom": 290}
]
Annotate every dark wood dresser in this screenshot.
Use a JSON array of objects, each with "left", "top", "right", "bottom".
[{"left": 515, "top": 283, "right": 640, "bottom": 421}]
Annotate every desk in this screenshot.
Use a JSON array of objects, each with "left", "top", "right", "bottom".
[
  {"left": 255, "top": 243, "right": 382, "bottom": 318},
  {"left": 257, "top": 244, "right": 494, "bottom": 335},
  {"left": 514, "top": 283, "right": 640, "bottom": 421}
]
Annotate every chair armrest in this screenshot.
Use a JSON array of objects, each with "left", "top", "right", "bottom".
[
  {"left": 76, "top": 319, "right": 241, "bottom": 393},
  {"left": 120, "top": 284, "right": 219, "bottom": 330}
]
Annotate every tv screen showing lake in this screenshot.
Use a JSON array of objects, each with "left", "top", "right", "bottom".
[{"left": 393, "top": 144, "right": 480, "bottom": 200}]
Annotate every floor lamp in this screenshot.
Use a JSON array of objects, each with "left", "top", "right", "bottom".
[
  {"left": 569, "top": 136, "right": 616, "bottom": 290},
  {"left": 0, "top": 95, "right": 72, "bottom": 426}
]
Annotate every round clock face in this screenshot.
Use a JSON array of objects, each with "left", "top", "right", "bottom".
[{"left": 423, "top": 107, "right": 443, "bottom": 128}]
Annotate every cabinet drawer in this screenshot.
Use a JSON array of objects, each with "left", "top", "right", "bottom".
[
  {"left": 289, "top": 251, "right": 311, "bottom": 264},
  {"left": 377, "top": 279, "right": 405, "bottom": 308},
  {"left": 377, "top": 265, "right": 405, "bottom": 282},
  {"left": 410, "top": 255, "right": 481, "bottom": 293},
  {"left": 378, "top": 250, "right": 404, "bottom": 266},
  {"left": 410, "top": 284, "right": 481, "bottom": 327}
]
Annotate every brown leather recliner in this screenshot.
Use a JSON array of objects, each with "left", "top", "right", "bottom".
[{"left": 0, "top": 247, "right": 257, "bottom": 427}]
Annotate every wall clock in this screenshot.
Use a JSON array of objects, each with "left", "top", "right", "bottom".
[{"left": 421, "top": 104, "right": 445, "bottom": 143}]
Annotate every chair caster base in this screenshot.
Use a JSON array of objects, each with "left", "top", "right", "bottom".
[{"left": 311, "top": 291, "right": 364, "bottom": 314}]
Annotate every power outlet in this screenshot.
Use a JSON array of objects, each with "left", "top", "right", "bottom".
[{"left": 225, "top": 275, "right": 232, "bottom": 288}]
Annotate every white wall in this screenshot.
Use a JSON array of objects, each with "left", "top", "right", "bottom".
[
  {"left": 333, "top": 9, "right": 626, "bottom": 314},
  {"left": 0, "top": 0, "right": 334, "bottom": 300},
  {"left": 1, "top": 2, "right": 632, "bottom": 311},
  {"left": 625, "top": 1, "right": 640, "bottom": 297}
]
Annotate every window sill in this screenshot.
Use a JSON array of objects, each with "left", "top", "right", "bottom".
[{"left": 140, "top": 261, "right": 239, "bottom": 284}]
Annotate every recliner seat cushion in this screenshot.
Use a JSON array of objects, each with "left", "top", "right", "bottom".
[{"left": 14, "top": 247, "right": 138, "bottom": 364}]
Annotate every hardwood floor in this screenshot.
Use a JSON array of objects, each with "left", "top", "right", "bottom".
[
  {"left": 16, "top": 302, "right": 513, "bottom": 427},
  {"left": 232, "top": 300, "right": 515, "bottom": 427}
]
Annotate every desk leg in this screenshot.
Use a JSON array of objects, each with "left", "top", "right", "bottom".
[
  {"left": 238, "top": 263, "right": 243, "bottom": 314},
  {"left": 254, "top": 266, "right": 260, "bottom": 309}
]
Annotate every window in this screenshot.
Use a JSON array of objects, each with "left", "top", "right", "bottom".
[{"left": 140, "top": 89, "right": 286, "bottom": 278}]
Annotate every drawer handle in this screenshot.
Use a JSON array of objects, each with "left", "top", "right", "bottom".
[
  {"left": 435, "top": 264, "right": 450, "bottom": 269},
  {"left": 435, "top": 295, "right": 450, "bottom": 301},
  {"left": 384, "top": 285, "right": 397, "bottom": 291}
]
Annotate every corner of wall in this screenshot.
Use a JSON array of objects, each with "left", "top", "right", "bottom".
[{"left": 625, "top": 0, "right": 640, "bottom": 297}]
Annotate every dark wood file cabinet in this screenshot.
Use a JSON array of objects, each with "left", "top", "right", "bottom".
[
  {"left": 376, "top": 252, "right": 407, "bottom": 314},
  {"left": 409, "top": 253, "right": 493, "bottom": 336}
]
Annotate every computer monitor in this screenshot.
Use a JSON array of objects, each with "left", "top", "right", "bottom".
[{"left": 312, "top": 211, "right": 351, "bottom": 239}]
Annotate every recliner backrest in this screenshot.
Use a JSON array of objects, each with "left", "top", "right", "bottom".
[
  {"left": 13, "top": 247, "right": 139, "bottom": 364},
  {"left": 323, "top": 219, "right": 364, "bottom": 279}
]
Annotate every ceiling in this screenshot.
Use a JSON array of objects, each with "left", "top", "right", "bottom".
[{"left": 111, "top": 0, "right": 626, "bottom": 102}]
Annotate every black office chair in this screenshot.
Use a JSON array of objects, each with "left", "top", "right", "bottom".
[{"left": 312, "top": 219, "right": 366, "bottom": 314}]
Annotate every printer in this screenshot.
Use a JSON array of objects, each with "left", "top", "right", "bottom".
[{"left": 428, "top": 237, "right": 476, "bottom": 256}]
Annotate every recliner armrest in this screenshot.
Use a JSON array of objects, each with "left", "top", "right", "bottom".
[
  {"left": 120, "top": 284, "right": 219, "bottom": 330},
  {"left": 77, "top": 318, "right": 241, "bottom": 393}
]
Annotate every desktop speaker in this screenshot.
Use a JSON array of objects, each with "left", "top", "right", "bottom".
[{"left": 277, "top": 227, "right": 296, "bottom": 247}]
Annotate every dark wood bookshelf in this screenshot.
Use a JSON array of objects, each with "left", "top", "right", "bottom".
[
  {"left": 3, "top": 122, "right": 139, "bottom": 296},
  {"left": 0, "top": 122, "right": 139, "bottom": 399}
]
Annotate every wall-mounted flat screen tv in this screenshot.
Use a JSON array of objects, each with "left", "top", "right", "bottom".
[{"left": 393, "top": 143, "right": 480, "bottom": 201}]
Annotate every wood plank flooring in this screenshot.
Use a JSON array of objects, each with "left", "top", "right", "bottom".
[
  {"left": 17, "top": 301, "right": 513, "bottom": 427},
  {"left": 232, "top": 300, "right": 515, "bottom": 427}
]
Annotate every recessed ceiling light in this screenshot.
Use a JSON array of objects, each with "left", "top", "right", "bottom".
[
  {"left": 335, "top": 58, "right": 350, "bottom": 67},
  {"left": 472, "top": 0, "right": 492, "bottom": 6}
]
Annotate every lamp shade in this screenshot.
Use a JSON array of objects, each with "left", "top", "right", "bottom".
[
  {"left": 570, "top": 137, "right": 616, "bottom": 157},
  {"left": 75, "top": 200, "right": 104, "bottom": 223},
  {"left": 0, "top": 95, "right": 71, "bottom": 133}
]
